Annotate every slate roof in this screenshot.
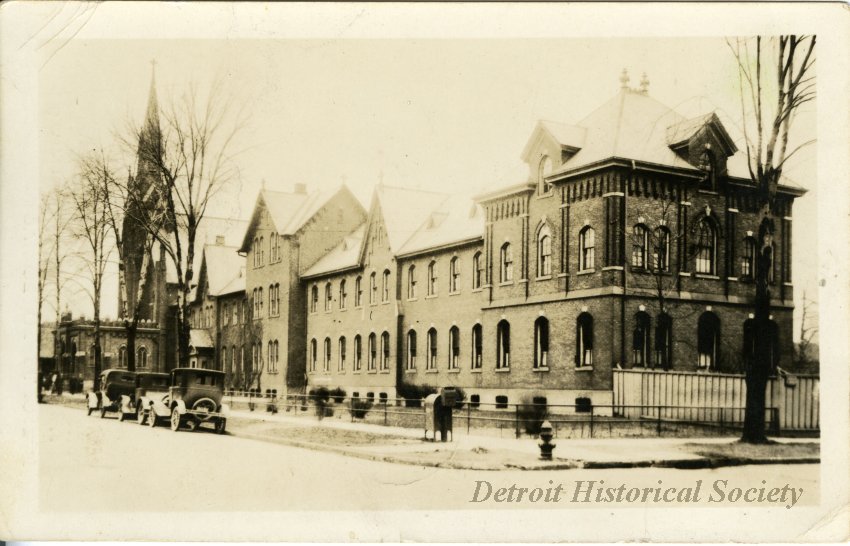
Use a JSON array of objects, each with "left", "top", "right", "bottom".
[
  {"left": 304, "top": 185, "right": 484, "bottom": 278},
  {"left": 302, "top": 224, "right": 366, "bottom": 278},
  {"left": 202, "top": 244, "right": 245, "bottom": 296}
]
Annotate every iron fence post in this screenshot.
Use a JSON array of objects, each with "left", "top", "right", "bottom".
[
  {"left": 590, "top": 405, "right": 594, "bottom": 438},
  {"left": 384, "top": 401, "right": 388, "bottom": 426},
  {"left": 656, "top": 405, "right": 662, "bottom": 436},
  {"left": 719, "top": 407, "right": 724, "bottom": 434},
  {"left": 515, "top": 405, "right": 520, "bottom": 439},
  {"left": 350, "top": 397, "right": 354, "bottom": 423},
  {"left": 467, "top": 402, "right": 471, "bottom": 434}
]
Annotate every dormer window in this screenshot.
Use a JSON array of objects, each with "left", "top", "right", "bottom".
[
  {"left": 699, "top": 149, "right": 716, "bottom": 191},
  {"left": 538, "top": 156, "right": 553, "bottom": 195}
]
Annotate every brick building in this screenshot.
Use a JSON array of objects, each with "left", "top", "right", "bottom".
[
  {"left": 303, "top": 78, "right": 805, "bottom": 409},
  {"left": 237, "top": 186, "right": 368, "bottom": 395}
]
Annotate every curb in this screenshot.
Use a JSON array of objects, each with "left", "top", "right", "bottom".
[{"left": 227, "top": 428, "right": 819, "bottom": 471}]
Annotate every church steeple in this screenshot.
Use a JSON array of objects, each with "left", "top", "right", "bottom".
[{"left": 137, "top": 60, "right": 161, "bottom": 179}]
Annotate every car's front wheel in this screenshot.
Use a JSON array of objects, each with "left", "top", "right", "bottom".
[
  {"left": 148, "top": 407, "right": 157, "bottom": 428},
  {"left": 136, "top": 405, "right": 146, "bottom": 425},
  {"left": 170, "top": 408, "right": 182, "bottom": 431}
]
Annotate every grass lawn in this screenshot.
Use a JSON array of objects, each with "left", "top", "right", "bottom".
[{"left": 682, "top": 441, "right": 819, "bottom": 460}]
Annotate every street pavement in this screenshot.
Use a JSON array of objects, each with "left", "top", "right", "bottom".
[{"left": 39, "top": 404, "right": 819, "bottom": 512}]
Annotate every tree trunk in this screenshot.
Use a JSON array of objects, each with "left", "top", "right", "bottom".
[{"left": 742, "top": 216, "right": 774, "bottom": 443}]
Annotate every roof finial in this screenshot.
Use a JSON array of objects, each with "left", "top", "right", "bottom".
[
  {"left": 639, "top": 72, "right": 650, "bottom": 95},
  {"left": 619, "top": 68, "right": 630, "bottom": 89}
]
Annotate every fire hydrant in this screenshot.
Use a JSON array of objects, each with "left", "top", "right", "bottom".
[{"left": 538, "top": 420, "right": 556, "bottom": 460}]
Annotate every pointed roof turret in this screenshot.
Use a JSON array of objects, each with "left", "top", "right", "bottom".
[{"left": 142, "top": 59, "right": 161, "bottom": 138}]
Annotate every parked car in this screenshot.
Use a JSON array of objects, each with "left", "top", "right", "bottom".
[
  {"left": 152, "top": 368, "right": 229, "bottom": 434},
  {"left": 86, "top": 369, "right": 137, "bottom": 420},
  {"left": 133, "top": 372, "right": 171, "bottom": 426}
]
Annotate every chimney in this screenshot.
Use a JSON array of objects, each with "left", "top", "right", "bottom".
[
  {"left": 639, "top": 72, "right": 650, "bottom": 95},
  {"left": 215, "top": 235, "right": 225, "bottom": 246},
  {"left": 294, "top": 183, "right": 307, "bottom": 194}
]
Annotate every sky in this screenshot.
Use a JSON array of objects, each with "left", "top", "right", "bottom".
[{"left": 38, "top": 37, "right": 818, "bottom": 340}]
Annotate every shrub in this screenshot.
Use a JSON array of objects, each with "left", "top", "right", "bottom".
[
  {"left": 351, "top": 399, "right": 372, "bottom": 419},
  {"left": 397, "top": 383, "right": 437, "bottom": 407},
  {"left": 517, "top": 397, "right": 548, "bottom": 435},
  {"left": 329, "top": 387, "right": 347, "bottom": 404},
  {"left": 451, "top": 386, "right": 466, "bottom": 409},
  {"left": 310, "top": 387, "right": 331, "bottom": 419}
]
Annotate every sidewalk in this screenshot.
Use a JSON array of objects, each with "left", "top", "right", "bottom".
[
  {"left": 43, "top": 394, "right": 820, "bottom": 470},
  {"left": 226, "top": 408, "right": 820, "bottom": 471}
]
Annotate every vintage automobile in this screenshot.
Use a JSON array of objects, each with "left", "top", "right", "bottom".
[
  {"left": 133, "top": 372, "right": 171, "bottom": 426},
  {"left": 86, "top": 369, "right": 137, "bottom": 420},
  {"left": 149, "top": 368, "right": 229, "bottom": 433}
]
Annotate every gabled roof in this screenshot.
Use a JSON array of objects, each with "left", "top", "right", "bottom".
[
  {"left": 372, "top": 185, "right": 452, "bottom": 255},
  {"left": 164, "top": 215, "right": 249, "bottom": 285},
  {"left": 302, "top": 224, "right": 367, "bottom": 278},
  {"left": 202, "top": 244, "right": 245, "bottom": 296},
  {"left": 667, "top": 112, "right": 738, "bottom": 156},
  {"left": 397, "top": 195, "right": 484, "bottom": 257},
  {"left": 520, "top": 120, "right": 586, "bottom": 162},
  {"left": 239, "top": 186, "right": 361, "bottom": 253},
  {"left": 189, "top": 329, "right": 213, "bottom": 350}
]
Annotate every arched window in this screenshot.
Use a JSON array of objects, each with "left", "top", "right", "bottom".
[
  {"left": 472, "top": 252, "right": 483, "bottom": 289},
  {"left": 324, "top": 282, "right": 333, "bottom": 311},
  {"left": 382, "top": 269, "right": 391, "bottom": 302},
  {"left": 354, "top": 276, "right": 363, "bottom": 307},
  {"left": 448, "top": 326, "right": 460, "bottom": 369},
  {"left": 310, "top": 338, "right": 317, "bottom": 372},
  {"left": 741, "top": 237, "right": 756, "bottom": 279},
  {"left": 653, "top": 226, "right": 670, "bottom": 272},
  {"left": 253, "top": 237, "right": 259, "bottom": 268},
  {"left": 259, "top": 236, "right": 264, "bottom": 265},
  {"left": 407, "top": 265, "right": 417, "bottom": 299},
  {"left": 339, "top": 279, "right": 347, "bottom": 309},
  {"left": 338, "top": 336, "right": 346, "bottom": 371},
  {"left": 631, "top": 224, "right": 648, "bottom": 269},
  {"left": 406, "top": 330, "right": 417, "bottom": 371},
  {"left": 427, "top": 261, "right": 438, "bottom": 296},
  {"left": 496, "top": 320, "right": 510, "bottom": 369},
  {"left": 229, "top": 345, "right": 236, "bottom": 375},
  {"left": 369, "top": 272, "right": 377, "bottom": 304},
  {"left": 655, "top": 313, "right": 673, "bottom": 370},
  {"left": 381, "top": 331, "right": 390, "bottom": 370},
  {"left": 534, "top": 317, "right": 549, "bottom": 369},
  {"left": 694, "top": 218, "right": 717, "bottom": 274},
  {"left": 471, "top": 324, "right": 483, "bottom": 369},
  {"left": 449, "top": 257, "right": 460, "bottom": 293},
  {"left": 699, "top": 149, "right": 716, "bottom": 191},
  {"left": 579, "top": 227, "right": 595, "bottom": 271},
  {"left": 353, "top": 335, "right": 362, "bottom": 371},
  {"left": 697, "top": 312, "right": 720, "bottom": 369},
  {"left": 576, "top": 313, "right": 594, "bottom": 367},
  {"left": 538, "top": 155, "right": 552, "bottom": 195},
  {"left": 267, "top": 340, "right": 274, "bottom": 373},
  {"left": 137, "top": 346, "right": 147, "bottom": 369},
  {"left": 633, "top": 311, "right": 651, "bottom": 367},
  {"left": 537, "top": 225, "right": 552, "bottom": 277},
  {"left": 427, "top": 328, "right": 438, "bottom": 370},
  {"left": 119, "top": 345, "right": 127, "bottom": 368},
  {"left": 500, "top": 243, "right": 513, "bottom": 283},
  {"left": 368, "top": 333, "right": 377, "bottom": 371},
  {"left": 323, "top": 337, "right": 331, "bottom": 371},
  {"left": 253, "top": 342, "right": 262, "bottom": 372}
]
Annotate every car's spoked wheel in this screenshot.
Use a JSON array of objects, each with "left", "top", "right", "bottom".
[
  {"left": 170, "top": 408, "right": 182, "bottom": 431},
  {"left": 137, "top": 405, "right": 146, "bottom": 425},
  {"left": 148, "top": 407, "right": 157, "bottom": 428}
]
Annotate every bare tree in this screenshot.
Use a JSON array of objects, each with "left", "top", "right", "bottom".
[
  {"left": 625, "top": 198, "right": 703, "bottom": 370},
  {"left": 795, "top": 291, "right": 818, "bottom": 367},
  {"left": 68, "top": 153, "right": 114, "bottom": 390},
  {"left": 86, "top": 150, "right": 158, "bottom": 372},
  {"left": 37, "top": 192, "right": 56, "bottom": 402},
  {"left": 126, "top": 77, "right": 245, "bottom": 367},
  {"left": 728, "top": 35, "right": 816, "bottom": 443}
]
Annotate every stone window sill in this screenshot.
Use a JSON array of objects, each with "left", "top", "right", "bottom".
[
  {"left": 470, "top": 368, "right": 483, "bottom": 373},
  {"left": 577, "top": 269, "right": 595, "bottom": 276},
  {"left": 447, "top": 368, "right": 460, "bottom": 373},
  {"left": 533, "top": 367, "right": 550, "bottom": 373},
  {"left": 575, "top": 366, "right": 594, "bottom": 372},
  {"left": 536, "top": 275, "right": 553, "bottom": 281},
  {"left": 425, "top": 369, "right": 439, "bottom": 374},
  {"left": 495, "top": 367, "right": 511, "bottom": 373},
  {"left": 499, "top": 281, "right": 514, "bottom": 286}
]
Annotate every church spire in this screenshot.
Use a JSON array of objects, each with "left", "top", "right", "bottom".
[{"left": 142, "top": 59, "right": 160, "bottom": 138}]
